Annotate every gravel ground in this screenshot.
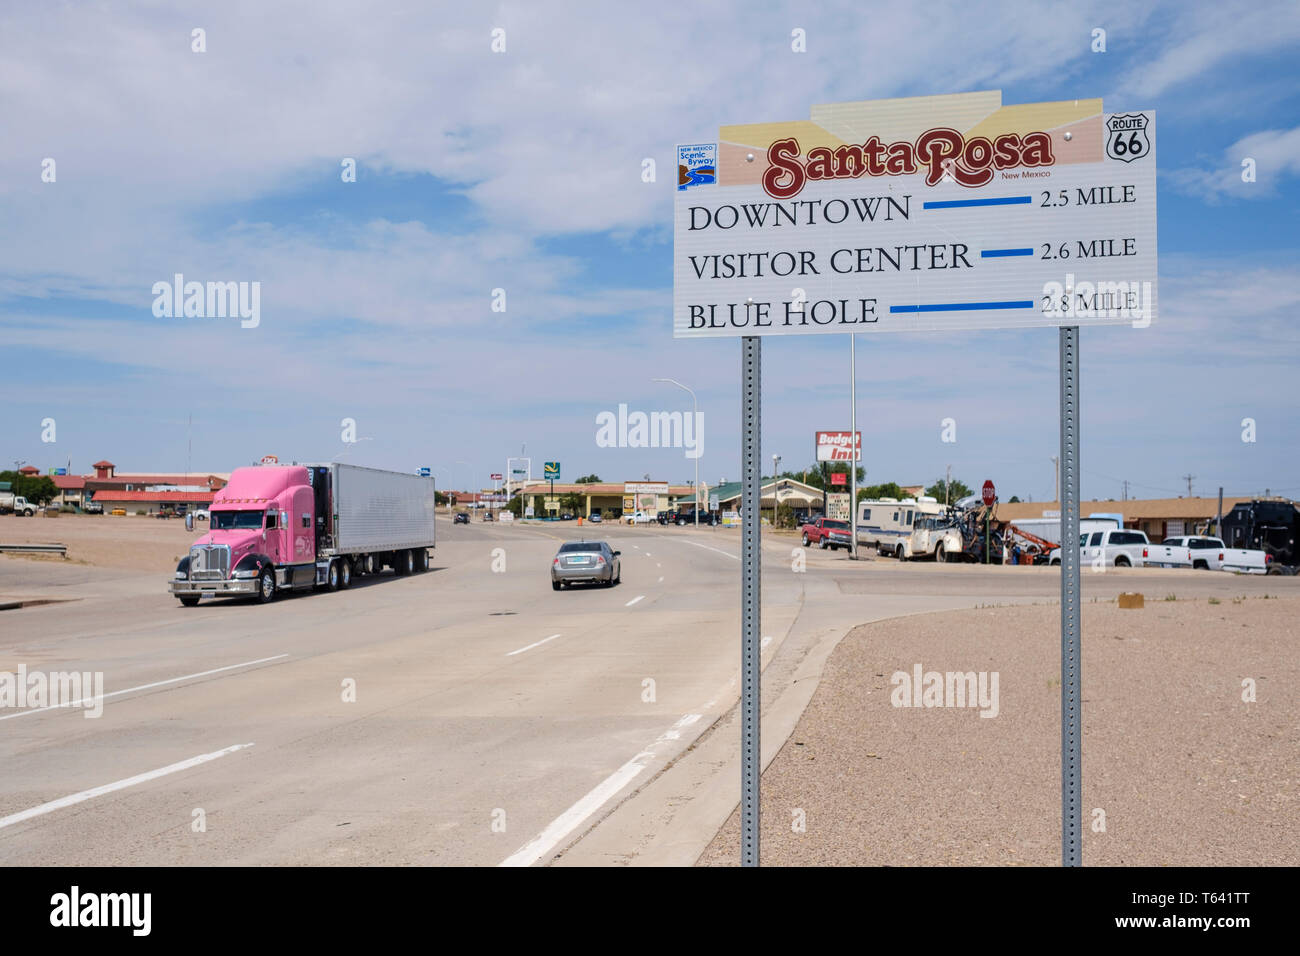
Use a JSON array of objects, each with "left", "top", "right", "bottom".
[
  {"left": 699, "top": 594, "right": 1299, "bottom": 866},
  {"left": 0, "top": 513, "right": 204, "bottom": 571}
]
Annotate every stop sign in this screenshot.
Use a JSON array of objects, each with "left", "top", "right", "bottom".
[{"left": 982, "top": 479, "right": 995, "bottom": 506}]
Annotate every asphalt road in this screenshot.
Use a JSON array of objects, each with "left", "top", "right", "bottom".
[{"left": 0, "top": 517, "right": 1280, "bottom": 865}]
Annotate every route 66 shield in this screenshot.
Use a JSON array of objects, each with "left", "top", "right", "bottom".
[{"left": 1106, "top": 113, "right": 1150, "bottom": 163}]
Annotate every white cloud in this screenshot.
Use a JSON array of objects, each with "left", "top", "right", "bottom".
[{"left": 1170, "top": 126, "right": 1300, "bottom": 202}]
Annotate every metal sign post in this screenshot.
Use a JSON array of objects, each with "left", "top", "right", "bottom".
[
  {"left": 849, "top": 334, "right": 858, "bottom": 559},
  {"left": 1059, "top": 326, "right": 1082, "bottom": 865},
  {"left": 741, "top": 336, "right": 761, "bottom": 867}
]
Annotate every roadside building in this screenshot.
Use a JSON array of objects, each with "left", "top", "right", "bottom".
[
  {"left": 515, "top": 481, "right": 701, "bottom": 518},
  {"left": 713, "top": 477, "right": 825, "bottom": 516},
  {"left": 995, "top": 496, "right": 1275, "bottom": 543},
  {"left": 35, "top": 460, "right": 228, "bottom": 511}
]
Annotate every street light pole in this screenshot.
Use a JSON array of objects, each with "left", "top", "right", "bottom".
[{"left": 652, "top": 378, "right": 699, "bottom": 527}]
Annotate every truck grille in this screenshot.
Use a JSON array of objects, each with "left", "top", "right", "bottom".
[{"left": 190, "top": 544, "right": 231, "bottom": 580}]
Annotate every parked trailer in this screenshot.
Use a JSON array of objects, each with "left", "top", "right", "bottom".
[{"left": 171, "top": 463, "right": 436, "bottom": 606}]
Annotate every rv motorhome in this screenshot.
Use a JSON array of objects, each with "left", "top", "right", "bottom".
[{"left": 856, "top": 497, "right": 946, "bottom": 554}]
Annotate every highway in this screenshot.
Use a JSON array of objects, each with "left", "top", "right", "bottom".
[{"left": 0, "top": 516, "right": 1276, "bottom": 866}]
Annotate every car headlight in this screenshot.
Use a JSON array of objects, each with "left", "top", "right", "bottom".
[
  {"left": 174, "top": 571, "right": 187, "bottom": 580},
  {"left": 231, "top": 569, "right": 259, "bottom": 579}
]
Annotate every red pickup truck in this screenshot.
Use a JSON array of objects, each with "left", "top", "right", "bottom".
[{"left": 801, "top": 517, "right": 852, "bottom": 550}]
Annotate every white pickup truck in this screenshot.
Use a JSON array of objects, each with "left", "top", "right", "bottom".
[
  {"left": 1050, "top": 528, "right": 1150, "bottom": 568},
  {"left": 1159, "top": 536, "right": 1271, "bottom": 574}
]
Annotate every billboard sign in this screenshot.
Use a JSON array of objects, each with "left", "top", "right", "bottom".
[
  {"left": 624, "top": 482, "right": 669, "bottom": 495},
  {"left": 816, "top": 430, "right": 861, "bottom": 462},
  {"left": 674, "top": 90, "right": 1156, "bottom": 336},
  {"left": 827, "top": 493, "right": 851, "bottom": 520}
]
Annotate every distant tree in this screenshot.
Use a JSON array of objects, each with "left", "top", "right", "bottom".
[
  {"left": 505, "top": 495, "right": 523, "bottom": 518},
  {"left": 434, "top": 490, "right": 450, "bottom": 506},
  {"left": 559, "top": 492, "right": 585, "bottom": 514},
  {"left": 925, "top": 477, "right": 973, "bottom": 503},
  {"left": 0, "top": 472, "right": 57, "bottom": 505},
  {"left": 859, "top": 481, "right": 905, "bottom": 501},
  {"left": 785, "top": 463, "right": 863, "bottom": 491},
  {"left": 1008, "top": 495, "right": 1021, "bottom": 503},
  {"left": 576, "top": 474, "right": 601, "bottom": 484}
]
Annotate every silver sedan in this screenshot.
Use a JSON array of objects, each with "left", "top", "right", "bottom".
[{"left": 551, "top": 540, "right": 621, "bottom": 589}]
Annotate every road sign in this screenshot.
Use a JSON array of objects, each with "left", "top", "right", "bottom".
[
  {"left": 830, "top": 472, "right": 847, "bottom": 486},
  {"left": 709, "top": 493, "right": 720, "bottom": 511},
  {"left": 675, "top": 91, "right": 1156, "bottom": 337},
  {"left": 418, "top": 467, "right": 431, "bottom": 477},
  {"left": 544, "top": 461, "right": 560, "bottom": 480},
  {"left": 815, "top": 430, "right": 861, "bottom": 462},
  {"left": 982, "top": 479, "right": 996, "bottom": 506},
  {"left": 490, "top": 473, "right": 503, "bottom": 481},
  {"left": 826, "top": 493, "right": 851, "bottom": 520},
  {"left": 525, "top": 506, "right": 535, "bottom": 517}
]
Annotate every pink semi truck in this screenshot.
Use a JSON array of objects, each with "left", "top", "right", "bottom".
[{"left": 171, "top": 463, "right": 437, "bottom": 606}]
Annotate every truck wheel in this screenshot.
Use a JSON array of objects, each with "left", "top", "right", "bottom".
[
  {"left": 327, "top": 560, "right": 341, "bottom": 591},
  {"left": 1193, "top": 560, "right": 1208, "bottom": 570},
  {"left": 178, "top": 595, "right": 200, "bottom": 607},
  {"left": 802, "top": 533, "right": 810, "bottom": 546},
  {"left": 896, "top": 545, "right": 906, "bottom": 561},
  {"left": 1115, "top": 556, "right": 1130, "bottom": 568},
  {"left": 396, "top": 549, "right": 414, "bottom": 576},
  {"left": 362, "top": 554, "right": 374, "bottom": 575},
  {"left": 416, "top": 549, "right": 428, "bottom": 572},
  {"left": 257, "top": 568, "right": 276, "bottom": 603},
  {"left": 339, "top": 559, "right": 352, "bottom": 589},
  {"left": 936, "top": 545, "right": 946, "bottom": 563},
  {"left": 819, "top": 537, "right": 828, "bottom": 549}
]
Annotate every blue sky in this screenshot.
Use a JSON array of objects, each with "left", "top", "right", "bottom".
[{"left": 2, "top": 0, "right": 1298, "bottom": 502}]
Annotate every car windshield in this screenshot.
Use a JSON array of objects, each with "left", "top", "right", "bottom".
[
  {"left": 559, "top": 542, "right": 603, "bottom": 553},
  {"left": 823, "top": 520, "right": 849, "bottom": 530},
  {"left": 211, "top": 510, "right": 264, "bottom": 530}
]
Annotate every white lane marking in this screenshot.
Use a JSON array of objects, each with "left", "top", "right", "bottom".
[
  {"left": 500, "top": 714, "right": 701, "bottom": 867},
  {"left": 506, "top": 634, "right": 561, "bottom": 657},
  {"left": 0, "top": 742, "right": 254, "bottom": 830},
  {"left": 657, "top": 576, "right": 664, "bottom": 583},
  {"left": 0, "top": 655, "right": 290, "bottom": 722},
  {"left": 644, "top": 552, "right": 651, "bottom": 557},
  {"left": 677, "top": 539, "right": 740, "bottom": 561},
  {"left": 624, "top": 595, "right": 645, "bottom": 607}
]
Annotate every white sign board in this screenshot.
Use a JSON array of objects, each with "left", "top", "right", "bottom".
[
  {"left": 826, "top": 493, "right": 851, "bottom": 521},
  {"left": 674, "top": 91, "right": 1156, "bottom": 336},
  {"left": 815, "top": 430, "right": 862, "bottom": 462},
  {"left": 624, "top": 482, "right": 669, "bottom": 495}
]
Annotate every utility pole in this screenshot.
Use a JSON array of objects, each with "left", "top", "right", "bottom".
[
  {"left": 1122, "top": 479, "right": 1128, "bottom": 502},
  {"left": 1183, "top": 473, "right": 1195, "bottom": 497},
  {"left": 945, "top": 464, "right": 952, "bottom": 507}
]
